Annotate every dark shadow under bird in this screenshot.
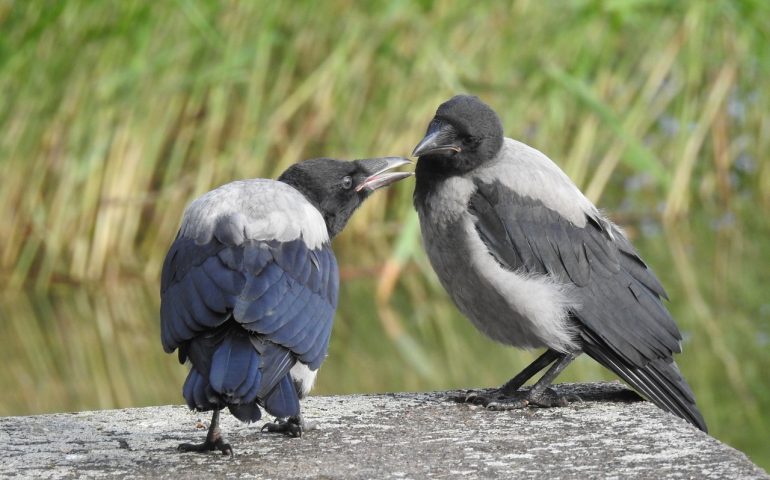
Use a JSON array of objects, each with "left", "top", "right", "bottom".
[
  {"left": 160, "top": 156, "right": 412, "bottom": 455},
  {"left": 411, "top": 95, "right": 707, "bottom": 432}
]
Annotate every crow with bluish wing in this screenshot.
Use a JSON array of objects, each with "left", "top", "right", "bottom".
[
  {"left": 161, "top": 156, "right": 412, "bottom": 454},
  {"left": 411, "top": 95, "right": 706, "bottom": 431}
]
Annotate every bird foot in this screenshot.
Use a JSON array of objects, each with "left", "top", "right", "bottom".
[
  {"left": 453, "top": 387, "right": 579, "bottom": 410},
  {"left": 261, "top": 416, "right": 315, "bottom": 438},
  {"left": 177, "top": 428, "right": 233, "bottom": 456}
]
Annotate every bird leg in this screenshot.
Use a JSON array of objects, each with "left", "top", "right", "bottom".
[
  {"left": 178, "top": 409, "right": 233, "bottom": 456},
  {"left": 499, "top": 349, "right": 562, "bottom": 394},
  {"left": 520, "top": 352, "right": 577, "bottom": 406},
  {"left": 459, "top": 351, "right": 580, "bottom": 410},
  {"left": 261, "top": 414, "right": 315, "bottom": 438}
]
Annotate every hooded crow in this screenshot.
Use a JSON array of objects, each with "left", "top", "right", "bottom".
[
  {"left": 412, "top": 95, "right": 706, "bottom": 432},
  {"left": 161, "top": 156, "right": 412, "bottom": 454}
]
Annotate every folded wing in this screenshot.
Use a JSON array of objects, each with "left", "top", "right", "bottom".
[{"left": 469, "top": 179, "right": 705, "bottom": 431}]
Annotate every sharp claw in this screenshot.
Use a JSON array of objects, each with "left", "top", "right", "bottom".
[
  {"left": 178, "top": 440, "right": 231, "bottom": 455},
  {"left": 566, "top": 394, "right": 582, "bottom": 403},
  {"left": 177, "top": 436, "right": 234, "bottom": 455},
  {"left": 261, "top": 417, "right": 304, "bottom": 438},
  {"left": 214, "top": 437, "right": 233, "bottom": 456}
]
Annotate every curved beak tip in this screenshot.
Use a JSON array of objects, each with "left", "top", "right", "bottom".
[
  {"left": 356, "top": 157, "right": 413, "bottom": 192},
  {"left": 411, "top": 136, "right": 433, "bottom": 158},
  {"left": 411, "top": 125, "right": 461, "bottom": 158}
]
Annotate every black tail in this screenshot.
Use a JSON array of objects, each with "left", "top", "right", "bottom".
[
  {"left": 182, "top": 321, "right": 300, "bottom": 422},
  {"left": 582, "top": 331, "right": 707, "bottom": 432}
]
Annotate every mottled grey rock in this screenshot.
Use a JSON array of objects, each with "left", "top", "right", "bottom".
[{"left": 0, "top": 382, "right": 765, "bottom": 479}]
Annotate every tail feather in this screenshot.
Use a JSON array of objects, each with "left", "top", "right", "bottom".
[
  {"left": 233, "top": 349, "right": 261, "bottom": 400},
  {"left": 182, "top": 368, "right": 220, "bottom": 411},
  {"left": 240, "top": 372, "right": 263, "bottom": 409},
  {"left": 209, "top": 332, "right": 255, "bottom": 398},
  {"left": 183, "top": 322, "right": 302, "bottom": 421},
  {"left": 253, "top": 339, "right": 295, "bottom": 399},
  {"left": 645, "top": 360, "right": 705, "bottom": 427},
  {"left": 582, "top": 331, "right": 707, "bottom": 432},
  {"left": 263, "top": 374, "right": 300, "bottom": 418},
  {"left": 228, "top": 403, "right": 263, "bottom": 423}
]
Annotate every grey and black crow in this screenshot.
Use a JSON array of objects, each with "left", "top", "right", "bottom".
[
  {"left": 160, "top": 156, "right": 412, "bottom": 454},
  {"left": 412, "top": 95, "right": 706, "bottom": 431}
]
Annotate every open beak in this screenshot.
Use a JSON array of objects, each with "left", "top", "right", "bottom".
[
  {"left": 355, "top": 157, "right": 413, "bottom": 192},
  {"left": 411, "top": 122, "right": 461, "bottom": 157}
]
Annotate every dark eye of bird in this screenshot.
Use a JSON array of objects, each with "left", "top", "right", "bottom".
[{"left": 342, "top": 176, "right": 353, "bottom": 189}]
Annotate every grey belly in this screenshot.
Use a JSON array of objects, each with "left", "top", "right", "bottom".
[{"left": 421, "top": 219, "right": 548, "bottom": 350}]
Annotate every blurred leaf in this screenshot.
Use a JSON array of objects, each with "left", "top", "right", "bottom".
[{"left": 543, "top": 62, "right": 672, "bottom": 189}]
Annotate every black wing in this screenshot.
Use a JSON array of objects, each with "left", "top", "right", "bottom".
[
  {"left": 160, "top": 233, "right": 337, "bottom": 420},
  {"left": 469, "top": 179, "right": 706, "bottom": 431}
]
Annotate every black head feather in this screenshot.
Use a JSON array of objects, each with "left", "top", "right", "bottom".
[
  {"left": 279, "top": 157, "right": 410, "bottom": 238},
  {"left": 413, "top": 95, "right": 504, "bottom": 177}
]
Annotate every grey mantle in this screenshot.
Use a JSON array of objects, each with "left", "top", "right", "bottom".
[{"left": 0, "top": 382, "right": 766, "bottom": 479}]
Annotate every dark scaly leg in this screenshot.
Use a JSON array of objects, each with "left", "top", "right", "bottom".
[
  {"left": 459, "top": 351, "right": 580, "bottom": 410},
  {"left": 520, "top": 352, "right": 577, "bottom": 407},
  {"left": 499, "top": 349, "right": 562, "bottom": 394},
  {"left": 457, "top": 349, "right": 560, "bottom": 405},
  {"left": 178, "top": 409, "right": 233, "bottom": 456}
]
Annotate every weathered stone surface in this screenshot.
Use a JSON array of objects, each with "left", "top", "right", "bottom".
[{"left": 0, "top": 382, "right": 766, "bottom": 479}]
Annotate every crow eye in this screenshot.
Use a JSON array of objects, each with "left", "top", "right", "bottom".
[{"left": 342, "top": 176, "right": 353, "bottom": 189}]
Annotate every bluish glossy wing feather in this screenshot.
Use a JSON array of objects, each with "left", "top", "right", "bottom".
[
  {"left": 161, "top": 237, "right": 337, "bottom": 364},
  {"left": 161, "top": 236, "right": 239, "bottom": 353},
  {"left": 232, "top": 239, "right": 338, "bottom": 368},
  {"left": 262, "top": 374, "right": 301, "bottom": 419},
  {"left": 160, "top": 232, "right": 338, "bottom": 419}
]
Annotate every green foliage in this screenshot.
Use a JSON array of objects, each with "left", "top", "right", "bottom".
[{"left": 0, "top": 0, "right": 769, "bottom": 469}]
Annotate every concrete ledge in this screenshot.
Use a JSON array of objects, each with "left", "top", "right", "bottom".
[{"left": 0, "top": 382, "right": 766, "bottom": 479}]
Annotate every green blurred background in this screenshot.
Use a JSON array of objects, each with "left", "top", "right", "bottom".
[{"left": 1, "top": 0, "right": 769, "bottom": 470}]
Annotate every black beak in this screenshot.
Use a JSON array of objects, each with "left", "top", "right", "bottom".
[
  {"left": 355, "top": 157, "right": 413, "bottom": 192},
  {"left": 411, "top": 122, "right": 461, "bottom": 157}
]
